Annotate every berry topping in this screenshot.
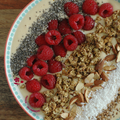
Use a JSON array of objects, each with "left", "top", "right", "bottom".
[
  {"left": 82, "top": 0, "right": 98, "bottom": 15},
  {"left": 48, "top": 59, "right": 62, "bottom": 73},
  {"left": 64, "top": 2, "right": 79, "bottom": 16},
  {"left": 26, "top": 55, "right": 37, "bottom": 67},
  {"left": 73, "top": 31, "right": 86, "bottom": 45},
  {"left": 45, "top": 30, "right": 62, "bottom": 45},
  {"left": 37, "top": 45, "right": 54, "bottom": 61},
  {"left": 83, "top": 16, "right": 95, "bottom": 30},
  {"left": 63, "top": 34, "right": 78, "bottom": 51},
  {"left": 48, "top": 20, "right": 58, "bottom": 30},
  {"left": 53, "top": 43, "right": 67, "bottom": 57},
  {"left": 29, "top": 93, "right": 46, "bottom": 108},
  {"left": 41, "top": 74, "right": 56, "bottom": 89},
  {"left": 26, "top": 79, "right": 41, "bottom": 93},
  {"left": 35, "top": 34, "right": 48, "bottom": 47},
  {"left": 19, "top": 67, "right": 33, "bottom": 81},
  {"left": 32, "top": 60, "right": 48, "bottom": 76},
  {"left": 99, "top": 3, "right": 113, "bottom": 18},
  {"left": 69, "top": 14, "right": 84, "bottom": 30},
  {"left": 58, "top": 19, "right": 72, "bottom": 35}
]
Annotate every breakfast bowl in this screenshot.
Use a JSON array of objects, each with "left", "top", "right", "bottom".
[{"left": 4, "top": 0, "right": 120, "bottom": 120}]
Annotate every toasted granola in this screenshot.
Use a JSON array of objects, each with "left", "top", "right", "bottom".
[{"left": 42, "top": 10, "right": 120, "bottom": 120}]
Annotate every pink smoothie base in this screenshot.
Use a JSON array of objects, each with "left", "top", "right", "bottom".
[{"left": 4, "top": 0, "right": 35, "bottom": 119}]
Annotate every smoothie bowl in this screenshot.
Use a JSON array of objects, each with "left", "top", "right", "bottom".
[{"left": 4, "top": 0, "right": 120, "bottom": 120}]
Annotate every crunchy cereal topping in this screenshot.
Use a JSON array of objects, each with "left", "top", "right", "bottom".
[
  {"left": 43, "top": 90, "right": 54, "bottom": 98},
  {"left": 42, "top": 9, "right": 120, "bottom": 120},
  {"left": 105, "top": 17, "right": 112, "bottom": 27},
  {"left": 95, "top": 16, "right": 102, "bottom": 23},
  {"left": 55, "top": 55, "right": 62, "bottom": 62}
]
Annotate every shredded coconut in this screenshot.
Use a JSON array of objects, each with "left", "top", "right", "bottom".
[{"left": 75, "top": 62, "right": 120, "bottom": 120}]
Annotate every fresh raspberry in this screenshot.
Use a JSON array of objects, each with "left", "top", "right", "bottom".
[
  {"left": 99, "top": 3, "right": 113, "bottom": 18},
  {"left": 73, "top": 31, "right": 86, "bottom": 45},
  {"left": 29, "top": 93, "right": 46, "bottom": 108},
  {"left": 82, "top": 0, "right": 98, "bottom": 15},
  {"left": 52, "top": 43, "right": 67, "bottom": 57},
  {"left": 26, "top": 79, "right": 41, "bottom": 93},
  {"left": 35, "top": 34, "right": 48, "bottom": 47},
  {"left": 64, "top": 2, "right": 79, "bottom": 16},
  {"left": 32, "top": 60, "right": 48, "bottom": 76},
  {"left": 41, "top": 74, "right": 56, "bottom": 89},
  {"left": 19, "top": 67, "right": 33, "bottom": 81},
  {"left": 48, "top": 20, "right": 58, "bottom": 30},
  {"left": 83, "top": 16, "right": 95, "bottom": 30},
  {"left": 45, "top": 30, "right": 62, "bottom": 45},
  {"left": 48, "top": 59, "right": 62, "bottom": 73},
  {"left": 63, "top": 34, "right": 78, "bottom": 51},
  {"left": 37, "top": 45, "right": 54, "bottom": 61},
  {"left": 82, "top": 0, "right": 99, "bottom": 15},
  {"left": 26, "top": 55, "right": 37, "bottom": 67},
  {"left": 58, "top": 19, "right": 72, "bottom": 35},
  {"left": 69, "top": 14, "right": 84, "bottom": 30}
]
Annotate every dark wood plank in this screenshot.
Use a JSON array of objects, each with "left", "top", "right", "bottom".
[
  {"left": 0, "top": 0, "right": 31, "bottom": 9},
  {"left": 0, "top": 10, "right": 22, "bottom": 57},
  {"left": 0, "top": 10, "right": 32, "bottom": 120}
]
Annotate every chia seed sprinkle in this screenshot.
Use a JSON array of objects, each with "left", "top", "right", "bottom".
[{"left": 10, "top": 0, "right": 85, "bottom": 75}]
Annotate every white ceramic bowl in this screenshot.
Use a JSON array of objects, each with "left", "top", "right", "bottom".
[{"left": 4, "top": 0, "right": 120, "bottom": 120}]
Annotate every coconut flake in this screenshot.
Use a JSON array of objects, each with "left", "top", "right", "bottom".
[{"left": 75, "top": 62, "right": 120, "bottom": 120}]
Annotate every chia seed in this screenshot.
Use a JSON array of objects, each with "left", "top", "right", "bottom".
[{"left": 10, "top": 0, "right": 85, "bottom": 75}]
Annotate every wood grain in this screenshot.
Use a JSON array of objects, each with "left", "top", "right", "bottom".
[
  {"left": 0, "top": 10, "right": 21, "bottom": 57},
  {"left": 0, "top": 10, "right": 32, "bottom": 120},
  {"left": 0, "top": 0, "right": 31, "bottom": 9}
]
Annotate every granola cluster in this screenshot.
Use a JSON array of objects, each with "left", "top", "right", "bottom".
[{"left": 42, "top": 75, "right": 73, "bottom": 120}]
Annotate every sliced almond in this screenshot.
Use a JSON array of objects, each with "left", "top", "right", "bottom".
[
  {"left": 69, "top": 96, "right": 78, "bottom": 106},
  {"left": 84, "top": 83, "right": 94, "bottom": 87},
  {"left": 75, "top": 82, "right": 84, "bottom": 91},
  {"left": 116, "top": 38, "right": 120, "bottom": 44},
  {"left": 69, "top": 105, "right": 77, "bottom": 118},
  {"left": 61, "top": 113, "right": 69, "bottom": 119},
  {"left": 95, "top": 59, "right": 105, "bottom": 75},
  {"left": 105, "top": 54, "right": 116, "bottom": 61},
  {"left": 81, "top": 88, "right": 86, "bottom": 94},
  {"left": 78, "top": 93, "right": 84, "bottom": 102},
  {"left": 116, "top": 51, "right": 120, "bottom": 63},
  {"left": 70, "top": 105, "right": 77, "bottom": 113},
  {"left": 101, "top": 72, "right": 109, "bottom": 82},
  {"left": 116, "top": 44, "right": 120, "bottom": 51},
  {"left": 65, "top": 117, "right": 74, "bottom": 120},
  {"left": 84, "top": 89, "right": 89, "bottom": 103},
  {"left": 94, "top": 80, "right": 104, "bottom": 86},
  {"left": 75, "top": 101, "right": 82, "bottom": 107},
  {"left": 92, "top": 85, "right": 103, "bottom": 91},
  {"left": 84, "top": 73, "right": 94, "bottom": 83},
  {"left": 90, "top": 78, "right": 95, "bottom": 83},
  {"left": 112, "top": 45, "right": 117, "bottom": 55},
  {"left": 103, "top": 65, "right": 116, "bottom": 71},
  {"left": 94, "top": 72, "right": 100, "bottom": 80}
]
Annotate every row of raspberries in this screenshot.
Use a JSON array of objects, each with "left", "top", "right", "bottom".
[
  {"left": 18, "top": 0, "right": 114, "bottom": 108},
  {"left": 66, "top": 0, "right": 113, "bottom": 18},
  {"left": 21, "top": 72, "right": 56, "bottom": 108}
]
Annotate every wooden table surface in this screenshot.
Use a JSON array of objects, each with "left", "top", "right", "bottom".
[{"left": 0, "top": 0, "right": 33, "bottom": 120}]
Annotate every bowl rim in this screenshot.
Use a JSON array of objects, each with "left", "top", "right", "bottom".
[
  {"left": 4, "top": 0, "right": 36, "bottom": 119},
  {"left": 4, "top": 0, "right": 120, "bottom": 120}
]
